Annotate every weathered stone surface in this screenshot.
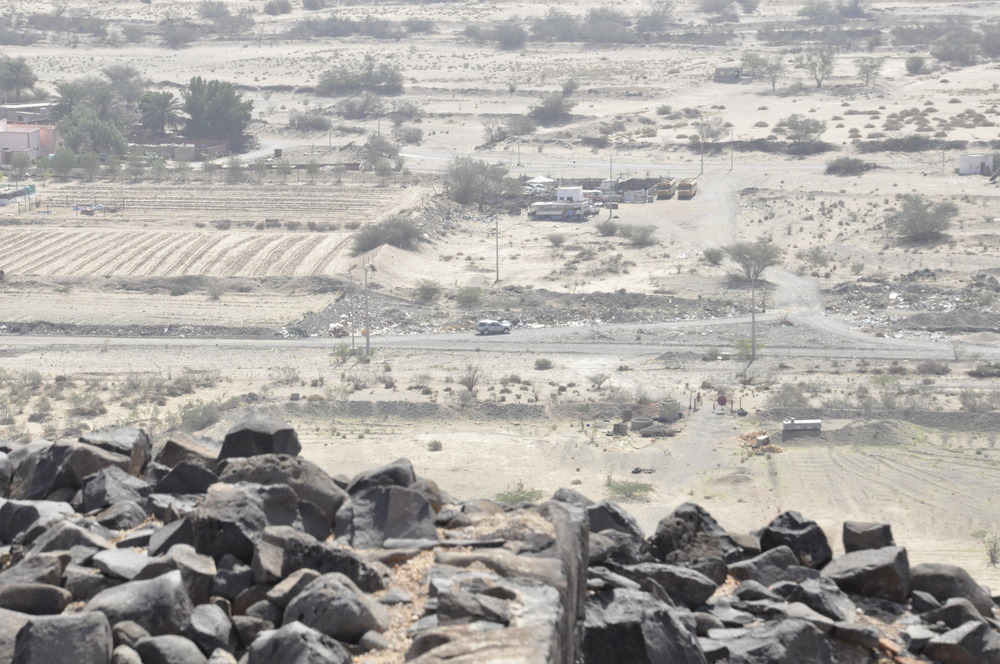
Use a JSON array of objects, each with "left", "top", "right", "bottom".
[
  {"left": 407, "top": 625, "right": 553, "bottom": 664},
  {"left": 923, "top": 620, "right": 1000, "bottom": 664},
  {"left": 589, "top": 530, "right": 644, "bottom": 566},
  {"left": 0, "top": 608, "right": 30, "bottom": 663},
  {"left": 246, "top": 598, "right": 282, "bottom": 624},
  {"left": 245, "top": 621, "right": 352, "bottom": 664},
  {"left": 346, "top": 458, "right": 416, "bottom": 495},
  {"left": 843, "top": 521, "right": 894, "bottom": 553},
  {"left": 924, "top": 597, "right": 988, "bottom": 629},
  {"left": 9, "top": 441, "right": 132, "bottom": 501},
  {"left": 648, "top": 502, "right": 743, "bottom": 565},
  {"left": 81, "top": 466, "right": 151, "bottom": 513},
  {"left": 821, "top": 545, "right": 910, "bottom": 604},
  {"left": 0, "top": 452, "right": 10, "bottom": 498},
  {"left": 79, "top": 427, "right": 151, "bottom": 477},
  {"left": 551, "top": 487, "right": 594, "bottom": 507},
  {"left": 587, "top": 500, "right": 645, "bottom": 542},
  {"left": 438, "top": 588, "right": 512, "bottom": 625},
  {"left": 583, "top": 586, "right": 707, "bottom": 664},
  {"left": 729, "top": 546, "right": 818, "bottom": 587},
  {"left": 217, "top": 454, "right": 347, "bottom": 525},
  {"left": 0, "top": 582, "right": 71, "bottom": 615},
  {"left": 63, "top": 563, "right": 120, "bottom": 602},
  {"left": 182, "top": 604, "right": 237, "bottom": 657},
  {"left": 771, "top": 578, "right": 856, "bottom": 622},
  {"left": 336, "top": 485, "right": 437, "bottom": 549},
  {"left": 134, "top": 635, "right": 208, "bottom": 664},
  {"left": 251, "top": 525, "right": 383, "bottom": 591},
  {"left": 111, "top": 645, "right": 142, "bottom": 664},
  {"left": 135, "top": 544, "right": 217, "bottom": 605},
  {"left": 95, "top": 501, "right": 149, "bottom": 530},
  {"left": 26, "top": 518, "right": 113, "bottom": 556},
  {"left": 154, "top": 432, "right": 217, "bottom": 471},
  {"left": 0, "top": 552, "right": 67, "bottom": 587},
  {"left": 283, "top": 572, "right": 390, "bottom": 643},
  {"left": 616, "top": 562, "right": 718, "bottom": 609},
  {"left": 759, "top": 511, "right": 832, "bottom": 569},
  {"left": 702, "top": 619, "right": 833, "bottom": 664},
  {"left": 184, "top": 482, "right": 298, "bottom": 563},
  {"left": 831, "top": 621, "right": 880, "bottom": 649},
  {"left": 205, "top": 649, "right": 238, "bottom": 664},
  {"left": 218, "top": 408, "right": 300, "bottom": 461},
  {"left": 911, "top": 563, "right": 995, "bottom": 616},
  {"left": 12, "top": 612, "right": 112, "bottom": 664},
  {"left": 0, "top": 500, "right": 74, "bottom": 544},
  {"left": 153, "top": 462, "right": 218, "bottom": 496},
  {"left": 85, "top": 569, "right": 194, "bottom": 636},
  {"left": 112, "top": 621, "right": 150, "bottom": 649},
  {"left": 93, "top": 549, "right": 149, "bottom": 581}
]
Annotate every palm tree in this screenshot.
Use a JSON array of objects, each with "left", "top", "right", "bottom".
[
  {"left": 140, "top": 91, "right": 183, "bottom": 138},
  {"left": 0, "top": 56, "right": 38, "bottom": 102}
]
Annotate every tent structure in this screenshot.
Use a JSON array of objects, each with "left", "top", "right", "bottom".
[{"left": 526, "top": 176, "right": 555, "bottom": 184}]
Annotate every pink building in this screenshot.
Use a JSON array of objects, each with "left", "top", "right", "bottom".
[{"left": 0, "top": 119, "right": 60, "bottom": 163}]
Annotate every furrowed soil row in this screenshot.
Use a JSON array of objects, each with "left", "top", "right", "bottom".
[
  {"left": 135, "top": 233, "right": 201, "bottom": 276},
  {"left": 15, "top": 232, "right": 104, "bottom": 275}
]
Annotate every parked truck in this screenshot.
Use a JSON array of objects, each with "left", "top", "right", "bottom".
[
  {"left": 655, "top": 178, "right": 677, "bottom": 199},
  {"left": 677, "top": 178, "right": 698, "bottom": 199}
]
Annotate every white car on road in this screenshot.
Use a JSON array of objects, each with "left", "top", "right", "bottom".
[{"left": 475, "top": 320, "right": 512, "bottom": 335}]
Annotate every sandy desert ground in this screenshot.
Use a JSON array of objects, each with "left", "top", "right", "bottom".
[{"left": 2, "top": 0, "right": 1000, "bottom": 587}]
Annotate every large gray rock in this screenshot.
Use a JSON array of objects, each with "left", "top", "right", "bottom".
[
  {"left": 153, "top": 462, "right": 218, "bottom": 496},
  {"left": 0, "top": 552, "right": 67, "bottom": 587},
  {"left": 93, "top": 549, "right": 150, "bottom": 581},
  {"left": 0, "top": 608, "right": 31, "bottom": 663},
  {"left": 842, "top": 521, "right": 894, "bottom": 553},
  {"left": 251, "top": 525, "right": 384, "bottom": 591},
  {"left": 0, "top": 500, "right": 74, "bottom": 544},
  {"left": 12, "top": 612, "right": 112, "bottom": 664},
  {"left": 283, "top": 572, "right": 390, "bottom": 644},
  {"left": 770, "top": 578, "right": 856, "bottom": 622},
  {"left": 246, "top": 621, "right": 351, "bottom": 664},
  {"left": 63, "top": 563, "right": 122, "bottom": 602},
  {"left": 26, "top": 518, "right": 113, "bottom": 555},
  {"left": 218, "top": 408, "right": 300, "bottom": 461},
  {"left": 729, "top": 546, "right": 818, "bottom": 587},
  {"left": 438, "top": 588, "right": 512, "bottom": 625},
  {"left": 135, "top": 544, "right": 217, "bottom": 605},
  {"left": 9, "top": 441, "right": 132, "bottom": 500},
  {"left": 345, "top": 457, "right": 416, "bottom": 495},
  {"left": 924, "top": 598, "right": 987, "bottom": 629},
  {"left": 79, "top": 427, "right": 151, "bottom": 477},
  {"left": 0, "top": 452, "right": 10, "bottom": 497},
  {"left": 759, "top": 511, "right": 831, "bottom": 569},
  {"left": 583, "top": 586, "right": 707, "bottom": 664},
  {"left": 0, "top": 583, "right": 71, "bottom": 615},
  {"left": 95, "top": 501, "right": 149, "bottom": 530},
  {"left": 335, "top": 485, "right": 437, "bottom": 549},
  {"left": 217, "top": 455, "right": 347, "bottom": 525},
  {"left": 186, "top": 482, "right": 300, "bottom": 563},
  {"left": 911, "top": 563, "right": 995, "bottom": 616},
  {"left": 81, "top": 466, "right": 151, "bottom": 513},
  {"left": 84, "top": 569, "right": 194, "bottom": 636},
  {"left": 182, "top": 604, "right": 237, "bottom": 656},
  {"left": 616, "top": 562, "right": 718, "bottom": 609},
  {"left": 154, "top": 432, "right": 217, "bottom": 471},
  {"left": 134, "top": 635, "right": 208, "bottom": 664},
  {"left": 701, "top": 619, "right": 833, "bottom": 664},
  {"left": 587, "top": 500, "right": 645, "bottom": 542},
  {"left": 647, "top": 502, "right": 743, "bottom": 565},
  {"left": 821, "top": 546, "right": 910, "bottom": 604},
  {"left": 923, "top": 620, "right": 1000, "bottom": 664}
]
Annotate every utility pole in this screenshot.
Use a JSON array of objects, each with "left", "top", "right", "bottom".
[
  {"left": 364, "top": 263, "right": 374, "bottom": 356},
  {"left": 609, "top": 153, "right": 613, "bottom": 182},
  {"left": 516, "top": 138, "right": 521, "bottom": 167},
  {"left": 730, "top": 127, "right": 734, "bottom": 172}
]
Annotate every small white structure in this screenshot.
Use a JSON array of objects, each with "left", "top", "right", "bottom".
[
  {"left": 782, "top": 418, "right": 822, "bottom": 441},
  {"left": 556, "top": 186, "right": 584, "bottom": 202},
  {"left": 958, "top": 154, "right": 994, "bottom": 176}
]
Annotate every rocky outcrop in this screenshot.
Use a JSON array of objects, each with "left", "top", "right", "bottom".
[{"left": 0, "top": 418, "right": 997, "bottom": 664}]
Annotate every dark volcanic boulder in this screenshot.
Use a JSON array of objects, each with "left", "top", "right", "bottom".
[
  {"left": 0, "top": 500, "right": 74, "bottom": 544},
  {"left": 0, "top": 583, "right": 71, "bottom": 615},
  {"left": 647, "top": 503, "right": 743, "bottom": 565},
  {"left": 842, "top": 521, "right": 894, "bottom": 553},
  {"left": 923, "top": 620, "right": 1000, "bottom": 664},
  {"left": 251, "top": 525, "right": 384, "bottom": 592},
  {"left": 84, "top": 569, "right": 193, "bottom": 636},
  {"left": 81, "top": 466, "right": 151, "bottom": 513},
  {"left": 346, "top": 458, "right": 416, "bottom": 495},
  {"left": 335, "top": 485, "right": 437, "bottom": 549},
  {"left": 821, "top": 546, "right": 909, "bottom": 604},
  {"left": 0, "top": 552, "right": 68, "bottom": 587},
  {"left": 587, "top": 500, "right": 645, "bottom": 542},
  {"left": 153, "top": 462, "right": 218, "bottom": 495},
  {"left": 701, "top": 619, "right": 833, "bottom": 664},
  {"left": 246, "top": 621, "right": 352, "bottom": 664},
  {"left": 154, "top": 432, "right": 218, "bottom": 470},
  {"left": 910, "top": 563, "right": 995, "bottom": 616},
  {"left": 770, "top": 578, "right": 856, "bottom": 622},
  {"left": 12, "top": 612, "right": 112, "bottom": 664},
  {"left": 283, "top": 572, "right": 390, "bottom": 644},
  {"left": 218, "top": 408, "right": 300, "bottom": 461},
  {"left": 583, "top": 586, "right": 707, "bottom": 664},
  {"left": 134, "top": 635, "right": 208, "bottom": 664},
  {"left": 8, "top": 441, "right": 132, "bottom": 500},
  {"left": 728, "top": 546, "right": 818, "bottom": 587},
  {"left": 79, "top": 426, "right": 152, "bottom": 477},
  {"left": 616, "top": 563, "right": 718, "bottom": 609},
  {"left": 759, "top": 511, "right": 831, "bottom": 569},
  {"left": 217, "top": 454, "right": 347, "bottom": 525},
  {"left": 0, "top": 607, "right": 31, "bottom": 664}
]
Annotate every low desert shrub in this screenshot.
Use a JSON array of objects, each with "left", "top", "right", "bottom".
[{"left": 494, "top": 479, "right": 544, "bottom": 504}]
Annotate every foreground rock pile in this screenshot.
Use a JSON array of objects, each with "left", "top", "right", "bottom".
[{"left": 0, "top": 409, "right": 998, "bottom": 664}]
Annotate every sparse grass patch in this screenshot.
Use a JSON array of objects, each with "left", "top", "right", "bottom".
[{"left": 494, "top": 478, "right": 544, "bottom": 504}]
